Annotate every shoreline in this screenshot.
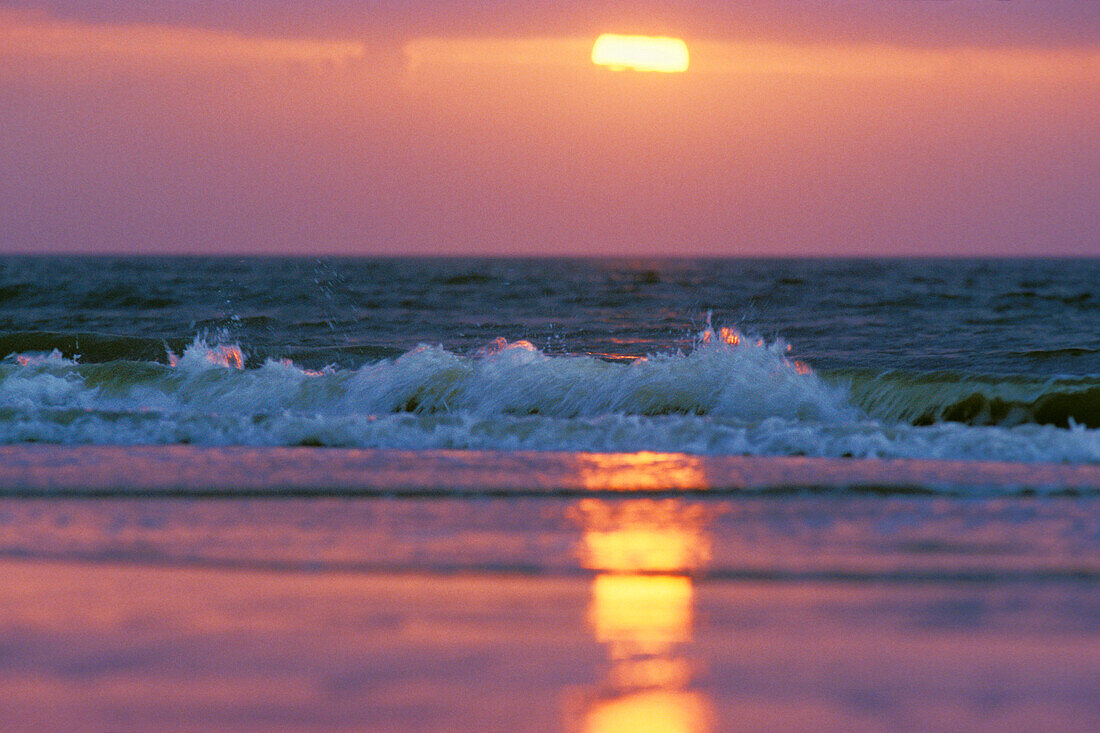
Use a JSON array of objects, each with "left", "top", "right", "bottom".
[{"left": 1, "top": 445, "right": 1098, "bottom": 496}]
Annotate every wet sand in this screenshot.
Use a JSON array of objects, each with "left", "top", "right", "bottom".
[
  {"left": 1, "top": 496, "right": 1098, "bottom": 731},
  {"left": 2, "top": 445, "right": 1100, "bottom": 496}
]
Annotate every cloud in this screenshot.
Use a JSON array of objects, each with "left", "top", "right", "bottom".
[
  {"left": 3, "top": 0, "right": 1099, "bottom": 50},
  {"left": 0, "top": 9, "right": 366, "bottom": 67},
  {"left": 688, "top": 41, "right": 1100, "bottom": 81},
  {"left": 403, "top": 33, "right": 1100, "bottom": 83}
]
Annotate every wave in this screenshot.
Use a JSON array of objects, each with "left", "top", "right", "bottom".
[
  {"left": 0, "top": 328, "right": 846, "bottom": 419},
  {"left": 0, "top": 330, "right": 1098, "bottom": 462},
  {"left": 1008, "top": 347, "right": 1100, "bottom": 361},
  {"left": 844, "top": 372, "right": 1100, "bottom": 429}
]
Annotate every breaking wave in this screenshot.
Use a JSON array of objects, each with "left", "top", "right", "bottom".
[{"left": 1, "top": 327, "right": 1098, "bottom": 463}]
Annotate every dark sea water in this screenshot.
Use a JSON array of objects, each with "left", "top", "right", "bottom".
[{"left": 0, "top": 256, "right": 1098, "bottom": 463}]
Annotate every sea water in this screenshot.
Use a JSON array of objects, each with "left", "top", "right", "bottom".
[
  {"left": 0, "top": 256, "right": 1097, "bottom": 467},
  {"left": 2, "top": 256, "right": 1100, "bottom": 730}
]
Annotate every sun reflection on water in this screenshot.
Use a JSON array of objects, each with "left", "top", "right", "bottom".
[
  {"left": 575, "top": 453, "right": 710, "bottom": 493},
  {"left": 570, "top": 496, "right": 713, "bottom": 733}
]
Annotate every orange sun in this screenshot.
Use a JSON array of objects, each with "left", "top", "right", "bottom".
[{"left": 591, "top": 34, "right": 690, "bottom": 73}]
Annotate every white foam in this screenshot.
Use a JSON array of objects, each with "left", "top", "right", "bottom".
[{"left": 0, "top": 335, "right": 1097, "bottom": 463}]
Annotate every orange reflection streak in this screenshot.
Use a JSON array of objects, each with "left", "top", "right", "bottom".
[
  {"left": 166, "top": 344, "right": 244, "bottom": 369},
  {"left": 592, "top": 575, "right": 693, "bottom": 658},
  {"left": 583, "top": 689, "right": 711, "bottom": 733},
  {"left": 700, "top": 322, "right": 815, "bottom": 377},
  {"left": 278, "top": 358, "right": 325, "bottom": 377},
  {"left": 212, "top": 345, "right": 245, "bottom": 370},
  {"left": 580, "top": 500, "right": 711, "bottom": 572},
  {"left": 575, "top": 453, "right": 709, "bottom": 493},
  {"left": 0, "top": 11, "right": 366, "bottom": 66},
  {"left": 571, "top": 498, "right": 713, "bottom": 733}
]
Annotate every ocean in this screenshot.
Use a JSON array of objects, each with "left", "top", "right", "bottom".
[
  {"left": 1, "top": 256, "right": 1099, "bottom": 731},
  {"left": 1, "top": 256, "right": 1098, "bottom": 462}
]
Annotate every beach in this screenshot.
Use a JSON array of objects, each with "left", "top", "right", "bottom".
[{"left": 2, "top": 483, "right": 1098, "bottom": 731}]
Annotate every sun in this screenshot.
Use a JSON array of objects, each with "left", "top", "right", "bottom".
[{"left": 591, "top": 34, "right": 689, "bottom": 73}]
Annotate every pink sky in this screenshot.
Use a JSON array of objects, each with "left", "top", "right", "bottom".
[{"left": 0, "top": 2, "right": 1097, "bottom": 256}]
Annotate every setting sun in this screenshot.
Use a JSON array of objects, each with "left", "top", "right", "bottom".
[{"left": 591, "top": 34, "right": 689, "bottom": 73}]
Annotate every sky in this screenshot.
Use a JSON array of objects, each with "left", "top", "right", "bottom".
[{"left": 0, "top": 1, "right": 1097, "bottom": 256}]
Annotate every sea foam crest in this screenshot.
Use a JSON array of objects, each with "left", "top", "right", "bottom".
[
  {"left": 2, "top": 329, "right": 1098, "bottom": 463},
  {"left": 342, "top": 326, "right": 851, "bottom": 421},
  {"left": 167, "top": 337, "right": 245, "bottom": 370},
  {"left": 0, "top": 328, "right": 847, "bottom": 421}
]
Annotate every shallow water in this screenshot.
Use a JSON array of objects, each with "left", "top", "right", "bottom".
[
  {"left": 2, "top": 445, "right": 1100, "bottom": 498},
  {"left": 1, "top": 496, "right": 1098, "bottom": 732}
]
